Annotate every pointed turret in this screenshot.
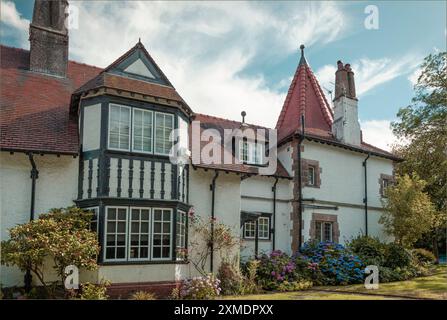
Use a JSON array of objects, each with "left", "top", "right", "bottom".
[{"left": 275, "top": 45, "right": 333, "bottom": 142}]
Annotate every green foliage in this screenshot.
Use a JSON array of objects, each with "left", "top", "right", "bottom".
[
  {"left": 380, "top": 174, "right": 437, "bottom": 247},
  {"left": 217, "top": 261, "right": 244, "bottom": 295},
  {"left": 131, "top": 291, "right": 157, "bottom": 300},
  {"left": 240, "top": 259, "right": 261, "bottom": 295},
  {"left": 79, "top": 281, "right": 110, "bottom": 300},
  {"left": 412, "top": 248, "right": 436, "bottom": 265},
  {"left": 0, "top": 206, "right": 100, "bottom": 295},
  {"left": 383, "top": 242, "right": 413, "bottom": 269},
  {"left": 347, "top": 235, "right": 386, "bottom": 266},
  {"left": 257, "top": 250, "right": 299, "bottom": 290},
  {"left": 276, "top": 280, "right": 312, "bottom": 292}
]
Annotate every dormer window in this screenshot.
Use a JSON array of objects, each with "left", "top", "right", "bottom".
[
  {"left": 238, "top": 140, "right": 264, "bottom": 165},
  {"left": 108, "top": 103, "right": 174, "bottom": 156}
]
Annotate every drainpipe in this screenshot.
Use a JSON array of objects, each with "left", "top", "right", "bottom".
[
  {"left": 209, "top": 171, "right": 219, "bottom": 273},
  {"left": 297, "top": 115, "right": 305, "bottom": 250},
  {"left": 25, "top": 152, "right": 39, "bottom": 292},
  {"left": 363, "top": 153, "right": 370, "bottom": 236},
  {"left": 272, "top": 177, "right": 279, "bottom": 251}
]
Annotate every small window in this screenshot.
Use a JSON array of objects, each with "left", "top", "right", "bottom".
[
  {"left": 108, "top": 104, "right": 131, "bottom": 151},
  {"left": 315, "top": 221, "right": 333, "bottom": 242},
  {"left": 155, "top": 112, "right": 174, "bottom": 155},
  {"left": 239, "top": 140, "right": 264, "bottom": 165},
  {"left": 308, "top": 166, "right": 316, "bottom": 186},
  {"left": 258, "top": 217, "right": 270, "bottom": 240},
  {"left": 244, "top": 220, "right": 256, "bottom": 239}
]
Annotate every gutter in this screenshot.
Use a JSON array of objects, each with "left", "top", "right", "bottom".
[
  {"left": 272, "top": 177, "right": 279, "bottom": 251},
  {"left": 209, "top": 171, "right": 219, "bottom": 273},
  {"left": 297, "top": 115, "right": 305, "bottom": 250},
  {"left": 363, "top": 153, "right": 371, "bottom": 236}
]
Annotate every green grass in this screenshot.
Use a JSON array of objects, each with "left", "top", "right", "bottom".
[{"left": 221, "top": 265, "right": 447, "bottom": 300}]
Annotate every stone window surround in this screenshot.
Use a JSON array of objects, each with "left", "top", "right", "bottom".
[
  {"left": 302, "top": 158, "right": 321, "bottom": 188},
  {"left": 309, "top": 213, "right": 340, "bottom": 243}
]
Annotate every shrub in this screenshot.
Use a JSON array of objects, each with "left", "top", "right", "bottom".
[
  {"left": 257, "top": 250, "right": 298, "bottom": 290},
  {"left": 79, "top": 281, "right": 110, "bottom": 300},
  {"left": 217, "top": 261, "right": 244, "bottom": 295},
  {"left": 383, "top": 243, "right": 412, "bottom": 269},
  {"left": 348, "top": 235, "right": 386, "bottom": 266},
  {"left": 176, "top": 274, "right": 221, "bottom": 300},
  {"left": 276, "top": 280, "right": 313, "bottom": 292},
  {"left": 300, "top": 241, "right": 365, "bottom": 285},
  {"left": 412, "top": 248, "right": 436, "bottom": 265},
  {"left": 240, "top": 259, "right": 261, "bottom": 294},
  {"left": 131, "top": 291, "right": 156, "bottom": 300}
]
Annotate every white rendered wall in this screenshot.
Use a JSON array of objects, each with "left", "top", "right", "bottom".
[{"left": 0, "top": 152, "right": 78, "bottom": 287}]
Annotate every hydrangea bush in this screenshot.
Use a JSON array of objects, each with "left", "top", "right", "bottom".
[
  {"left": 300, "top": 241, "right": 365, "bottom": 285},
  {"left": 257, "top": 250, "right": 298, "bottom": 290}
]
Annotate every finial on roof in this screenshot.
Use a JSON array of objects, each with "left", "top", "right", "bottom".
[
  {"left": 299, "top": 44, "right": 307, "bottom": 66},
  {"left": 241, "top": 111, "right": 246, "bottom": 124},
  {"left": 138, "top": 37, "right": 141, "bottom": 44}
]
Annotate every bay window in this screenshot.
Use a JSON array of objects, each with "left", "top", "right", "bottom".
[
  {"left": 176, "top": 210, "right": 187, "bottom": 259},
  {"left": 103, "top": 206, "right": 180, "bottom": 262},
  {"left": 107, "top": 104, "right": 174, "bottom": 156}
]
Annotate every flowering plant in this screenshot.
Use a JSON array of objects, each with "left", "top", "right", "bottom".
[
  {"left": 257, "top": 250, "right": 300, "bottom": 290},
  {"left": 175, "top": 274, "right": 221, "bottom": 300},
  {"left": 299, "top": 241, "right": 365, "bottom": 285}
]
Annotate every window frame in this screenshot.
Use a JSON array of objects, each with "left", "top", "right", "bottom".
[
  {"left": 238, "top": 140, "right": 264, "bottom": 165},
  {"left": 127, "top": 207, "right": 152, "bottom": 262},
  {"left": 108, "top": 104, "right": 131, "bottom": 152},
  {"left": 103, "top": 206, "right": 129, "bottom": 262},
  {"left": 176, "top": 210, "right": 187, "bottom": 260},
  {"left": 315, "top": 221, "right": 333, "bottom": 242},
  {"left": 151, "top": 207, "right": 173, "bottom": 261},
  {"left": 85, "top": 206, "right": 99, "bottom": 234},
  {"left": 257, "top": 217, "right": 270, "bottom": 240},
  {"left": 131, "top": 108, "right": 154, "bottom": 155},
  {"left": 154, "top": 111, "right": 175, "bottom": 156},
  {"left": 244, "top": 220, "right": 256, "bottom": 239},
  {"left": 307, "top": 166, "right": 316, "bottom": 186}
]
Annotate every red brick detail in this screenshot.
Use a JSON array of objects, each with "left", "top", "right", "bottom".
[{"left": 107, "top": 281, "right": 181, "bottom": 299}]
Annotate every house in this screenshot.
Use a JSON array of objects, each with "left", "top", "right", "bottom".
[{"left": 0, "top": 1, "right": 399, "bottom": 294}]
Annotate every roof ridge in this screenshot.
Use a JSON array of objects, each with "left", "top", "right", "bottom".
[{"left": 194, "top": 113, "right": 271, "bottom": 129}]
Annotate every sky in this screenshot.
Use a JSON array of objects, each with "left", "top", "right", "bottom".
[{"left": 1, "top": 1, "right": 446, "bottom": 150}]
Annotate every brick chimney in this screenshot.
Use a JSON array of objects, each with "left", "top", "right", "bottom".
[
  {"left": 332, "top": 61, "right": 361, "bottom": 146},
  {"left": 29, "top": 0, "right": 69, "bottom": 77}
]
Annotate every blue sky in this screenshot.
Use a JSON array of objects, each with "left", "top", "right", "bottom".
[{"left": 1, "top": 1, "right": 446, "bottom": 150}]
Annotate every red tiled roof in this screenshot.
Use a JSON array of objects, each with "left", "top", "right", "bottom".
[
  {"left": 191, "top": 113, "right": 291, "bottom": 178},
  {"left": 276, "top": 56, "right": 334, "bottom": 143},
  {"left": 0, "top": 45, "right": 102, "bottom": 154}
]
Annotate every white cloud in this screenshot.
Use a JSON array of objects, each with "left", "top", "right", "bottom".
[
  {"left": 360, "top": 119, "right": 396, "bottom": 151},
  {"left": 315, "top": 55, "right": 421, "bottom": 101},
  {"left": 0, "top": 0, "right": 29, "bottom": 47},
  {"left": 62, "top": 1, "right": 347, "bottom": 128},
  {"left": 408, "top": 67, "right": 422, "bottom": 86}
]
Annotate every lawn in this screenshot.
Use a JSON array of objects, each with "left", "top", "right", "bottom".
[{"left": 222, "top": 265, "right": 447, "bottom": 300}]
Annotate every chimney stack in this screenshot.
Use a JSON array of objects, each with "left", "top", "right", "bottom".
[
  {"left": 332, "top": 60, "right": 361, "bottom": 146},
  {"left": 29, "top": 0, "right": 69, "bottom": 77}
]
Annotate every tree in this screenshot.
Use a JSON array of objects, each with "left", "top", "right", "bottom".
[
  {"left": 1, "top": 207, "right": 100, "bottom": 296},
  {"left": 380, "top": 174, "right": 438, "bottom": 248},
  {"left": 391, "top": 51, "right": 447, "bottom": 258}
]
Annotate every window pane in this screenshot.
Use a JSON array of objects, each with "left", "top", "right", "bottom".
[
  {"left": 133, "top": 109, "right": 152, "bottom": 153},
  {"left": 155, "top": 113, "right": 173, "bottom": 155},
  {"left": 108, "top": 105, "right": 130, "bottom": 151},
  {"left": 105, "top": 207, "right": 128, "bottom": 261}
]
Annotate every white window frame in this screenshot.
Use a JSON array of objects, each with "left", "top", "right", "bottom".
[
  {"left": 103, "top": 206, "right": 129, "bottom": 262},
  {"left": 239, "top": 140, "right": 264, "bottom": 165},
  {"left": 154, "top": 112, "right": 174, "bottom": 156},
  {"left": 244, "top": 220, "right": 256, "bottom": 239},
  {"left": 176, "top": 210, "right": 187, "bottom": 260},
  {"left": 316, "top": 221, "right": 333, "bottom": 242},
  {"left": 151, "top": 208, "right": 173, "bottom": 260},
  {"left": 131, "top": 108, "right": 153, "bottom": 155},
  {"left": 108, "top": 104, "right": 131, "bottom": 152},
  {"left": 128, "top": 207, "right": 152, "bottom": 261},
  {"left": 258, "top": 217, "right": 270, "bottom": 240}
]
